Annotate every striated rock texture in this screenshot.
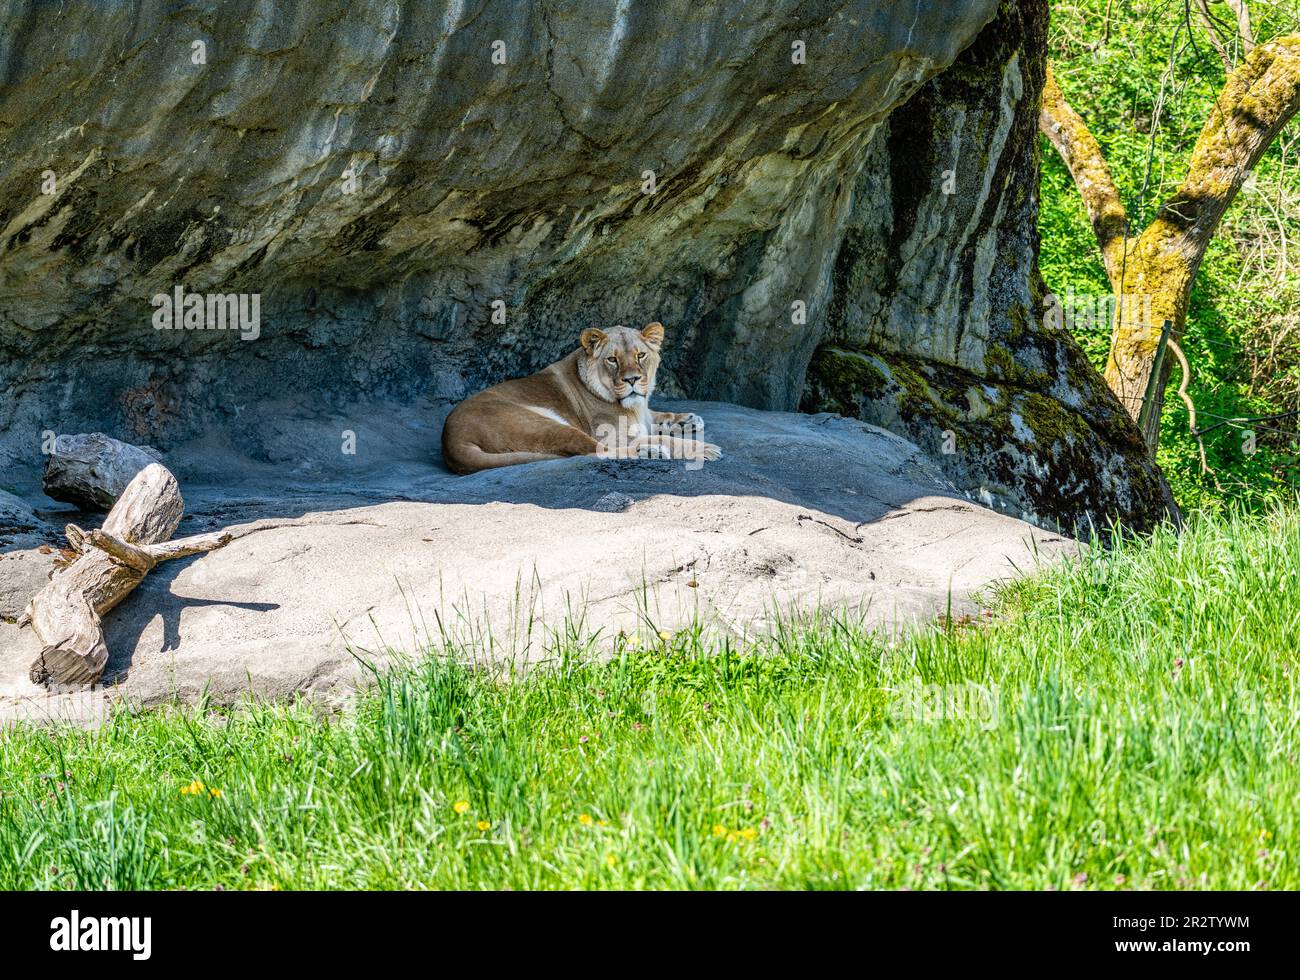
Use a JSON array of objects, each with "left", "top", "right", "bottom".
[
  {"left": 801, "top": 0, "right": 1175, "bottom": 530},
  {"left": 0, "top": 0, "right": 1173, "bottom": 532}
]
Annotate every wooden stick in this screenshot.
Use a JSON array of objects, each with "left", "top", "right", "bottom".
[
  {"left": 86, "top": 529, "right": 157, "bottom": 572},
  {"left": 144, "top": 531, "right": 234, "bottom": 562},
  {"left": 64, "top": 523, "right": 87, "bottom": 555}
]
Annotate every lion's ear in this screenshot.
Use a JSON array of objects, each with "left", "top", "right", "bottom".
[
  {"left": 580, "top": 328, "right": 608, "bottom": 354},
  {"left": 641, "top": 322, "right": 665, "bottom": 348}
]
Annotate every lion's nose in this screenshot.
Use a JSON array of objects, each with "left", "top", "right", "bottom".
[{"left": 622, "top": 374, "right": 641, "bottom": 385}]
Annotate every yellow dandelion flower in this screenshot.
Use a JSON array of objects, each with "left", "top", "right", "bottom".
[
  {"left": 597, "top": 819, "right": 608, "bottom": 827},
  {"left": 712, "top": 824, "right": 726, "bottom": 837},
  {"left": 477, "top": 820, "right": 491, "bottom": 831},
  {"left": 180, "top": 779, "right": 205, "bottom": 796},
  {"left": 658, "top": 629, "right": 672, "bottom": 642},
  {"left": 579, "top": 813, "right": 593, "bottom": 826},
  {"left": 208, "top": 787, "right": 223, "bottom": 799},
  {"left": 741, "top": 828, "right": 757, "bottom": 841},
  {"left": 605, "top": 853, "right": 617, "bottom": 869},
  {"left": 453, "top": 799, "right": 470, "bottom": 814}
]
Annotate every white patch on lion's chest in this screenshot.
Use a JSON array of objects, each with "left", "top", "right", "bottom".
[
  {"left": 624, "top": 396, "right": 653, "bottom": 433},
  {"left": 524, "top": 406, "right": 572, "bottom": 425}
]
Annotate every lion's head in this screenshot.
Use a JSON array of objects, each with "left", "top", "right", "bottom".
[{"left": 577, "top": 322, "right": 665, "bottom": 407}]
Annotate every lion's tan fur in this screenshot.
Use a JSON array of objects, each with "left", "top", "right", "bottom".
[{"left": 441, "top": 322, "right": 720, "bottom": 474}]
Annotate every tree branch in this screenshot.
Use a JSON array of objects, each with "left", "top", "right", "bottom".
[
  {"left": 1194, "top": 0, "right": 1234, "bottom": 73},
  {"left": 1155, "top": 35, "right": 1300, "bottom": 263},
  {"left": 1167, "top": 338, "right": 1220, "bottom": 488},
  {"left": 1039, "top": 62, "right": 1131, "bottom": 284},
  {"left": 84, "top": 528, "right": 234, "bottom": 568},
  {"left": 144, "top": 530, "right": 233, "bottom": 562},
  {"left": 1224, "top": 0, "right": 1255, "bottom": 55},
  {"left": 1103, "top": 35, "right": 1300, "bottom": 431},
  {"left": 86, "top": 529, "right": 157, "bottom": 572}
]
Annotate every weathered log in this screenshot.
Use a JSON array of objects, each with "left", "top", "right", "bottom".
[
  {"left": 43, "top": 433, "right": 164, "bottom": 511},
  {"left": 20, "top": 462, "right": 231, "bottom": 688}
]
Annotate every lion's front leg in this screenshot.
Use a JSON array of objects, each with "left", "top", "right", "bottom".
[
  {"left": 635, "top": 434, "right": 722, "bottom": 462},
  {"left": 651, "top": 410, "right": 704, "bottom": 436},
  {"left": 595, "top": 419, "right": 719, "bottom": 462},
  {"left": 596, "top": 436, "right": 680, "bottom": 461}
]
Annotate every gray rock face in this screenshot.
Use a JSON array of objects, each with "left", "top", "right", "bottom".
[
  {"left": 0, "top": 402, "right": 1075, "bottom": 723},
  {"left": 0, "top": 491, "right": 55, "bottom": 624},
  {"left": 0, "top": 0, "right": 1171, "bottom": 535},
  {"left": 801, "top": 0, "right": 1174, "bottom": 531},
  {"left": 0, "top": 490, "right": 49, "bottom": 550},
  {"left": 0, "top": 548, "right": 54, "bottom": 623}
]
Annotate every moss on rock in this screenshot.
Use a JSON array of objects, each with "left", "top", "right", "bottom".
[{"left": 801, "top": 0, "right": 1176, "bottom": 535}]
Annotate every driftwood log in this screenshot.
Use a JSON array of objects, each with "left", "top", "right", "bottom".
[
  {"left": 19, "top": 462, "right": 231, "bottom": 688},
  {"left": 43, "top": 432, "right": 164, "bottom": 510}
]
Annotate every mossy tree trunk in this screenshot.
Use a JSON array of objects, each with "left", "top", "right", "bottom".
[
  {"left": 1102, "top": 228, "right": 1198, "bottom": 446},
  {"left": 1040, "top": 37, "right": 1300, "bottom": 449}
]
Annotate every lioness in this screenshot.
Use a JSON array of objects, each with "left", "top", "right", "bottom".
[{"left": 441, "top": 321, "right": 722, "bottom": 474}]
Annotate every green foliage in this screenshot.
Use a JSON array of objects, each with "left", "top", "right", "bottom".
[
  {"left": 3, "top": 504, "right": 1300, "bottom": 889},
  {"left": 1040, "top": 0, "right": 1300, "bottom": 512}
]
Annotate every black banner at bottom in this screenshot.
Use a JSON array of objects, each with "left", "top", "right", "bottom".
[{"left": 0, "top": 888, "right": 1286, "bottom": 967}]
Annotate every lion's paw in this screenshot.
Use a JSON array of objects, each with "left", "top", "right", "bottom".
[
  {"left": 694, "top": 442, "right": 723, "bottom": 462},
  {"left": 679, "top": 413, "right": 705, "bottom": 433}
]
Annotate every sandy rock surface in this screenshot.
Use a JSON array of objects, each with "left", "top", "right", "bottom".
[{"left": 0, "top": 403, "right": 1074, "bottom": 724}]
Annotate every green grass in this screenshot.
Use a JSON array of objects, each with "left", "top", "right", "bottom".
[{"left": 2, "top": 506, "right": 1299, "bottom": 890}]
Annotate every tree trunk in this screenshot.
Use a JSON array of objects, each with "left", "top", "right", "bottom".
[
  {"left": 1040, "top": 36, "right": 1300, "bottom": 449},
  {"left": 1102, "top": 229, "right": 1200, "bottom": 442}
]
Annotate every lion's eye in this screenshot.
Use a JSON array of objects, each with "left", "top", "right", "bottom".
[
  {"left": 606, "top": 357, "right": 618, "bottom": 367},
  {"left": 636, "top": 351, "right": 646, "bottom": 362}
]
